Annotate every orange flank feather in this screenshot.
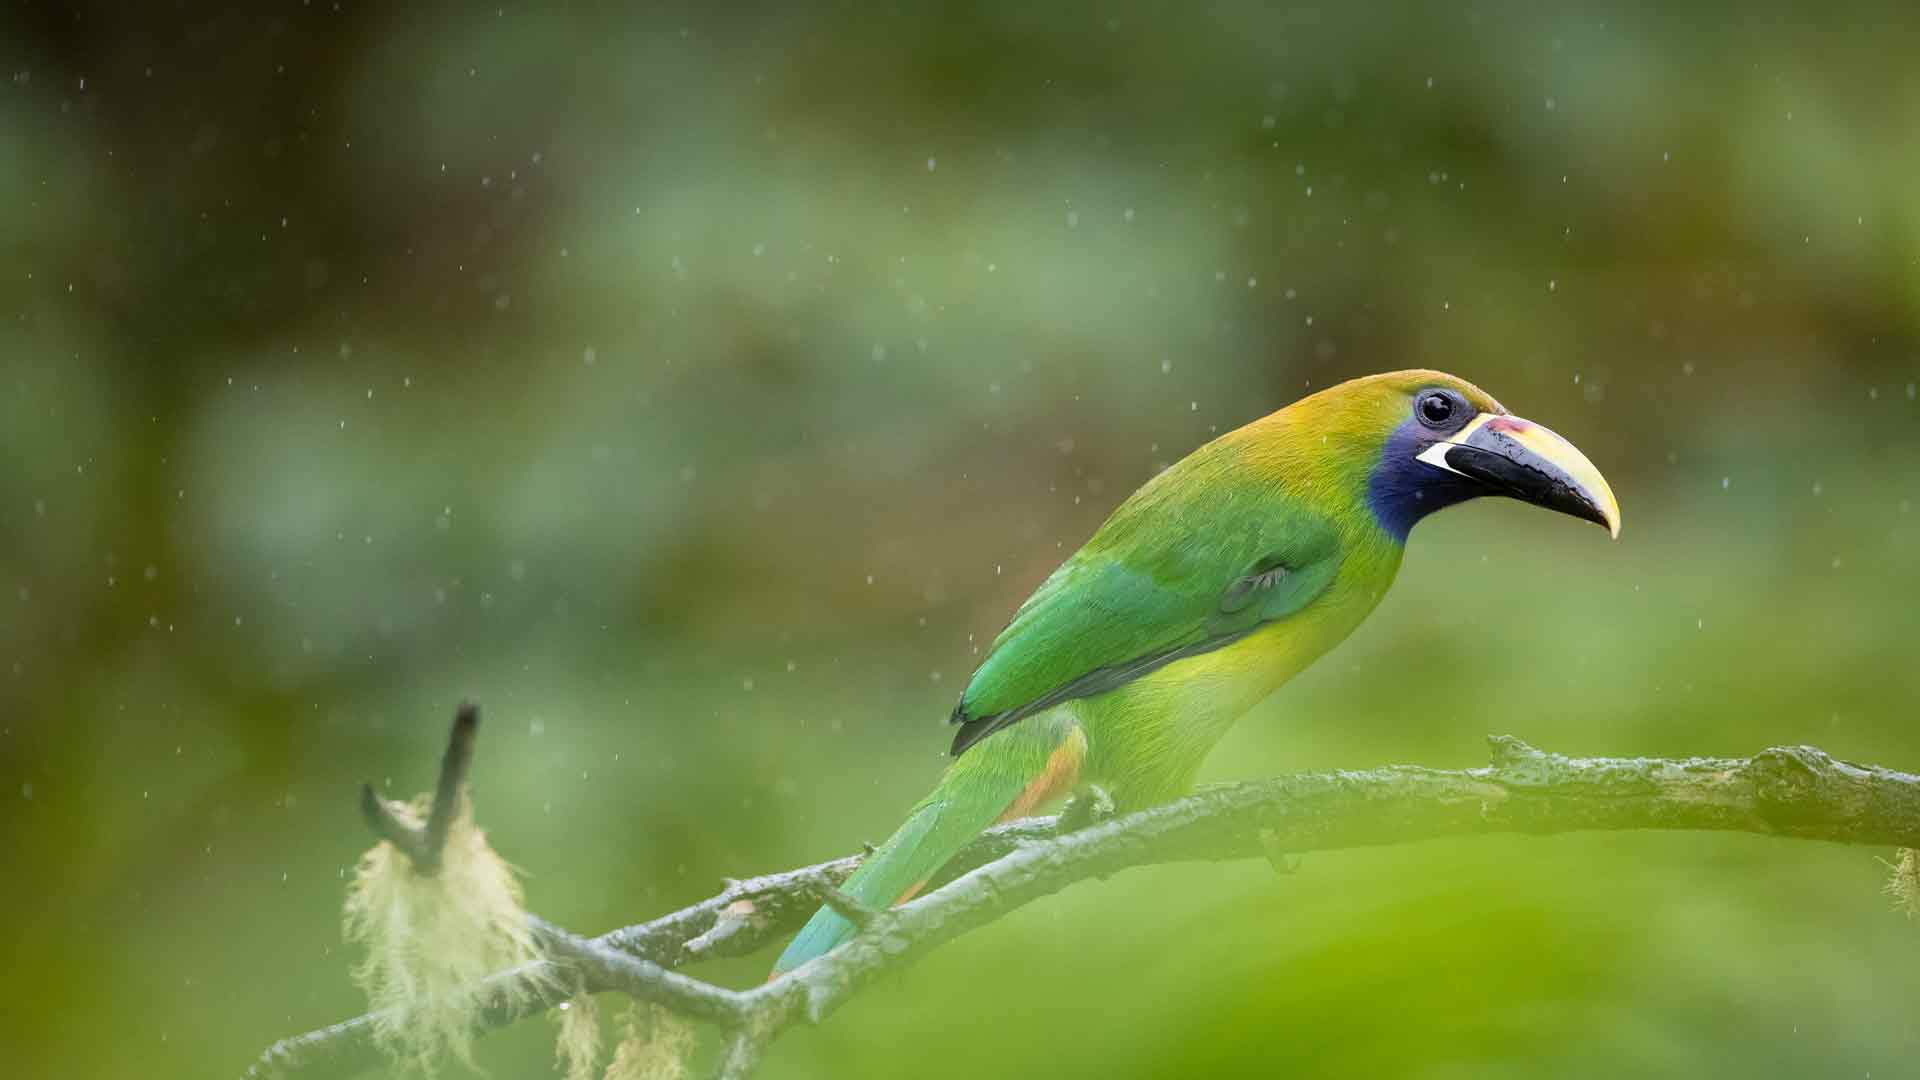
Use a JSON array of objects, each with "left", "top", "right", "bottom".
[
  {"left": 889, "top": 726, "right": 1087, "bottom": 908},
  {"left": 996, "top": 725, "right": 1087, "bottom": 823}
]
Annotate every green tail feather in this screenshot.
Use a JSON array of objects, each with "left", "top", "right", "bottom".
[{"left": 771, "top": 714, "right": 1078, "bottom": 975}]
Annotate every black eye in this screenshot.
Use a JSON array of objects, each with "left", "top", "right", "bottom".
[{"left": 1417, "top": 392, "right": 1456, "bottom": 428}]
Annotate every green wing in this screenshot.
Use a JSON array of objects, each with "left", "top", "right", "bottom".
[{"left": 950, "top": 487, "right": 1343, "bottom": 755}]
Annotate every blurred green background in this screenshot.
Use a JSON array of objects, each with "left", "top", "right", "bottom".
[{"left": 5, "top": 2, "right": 1920, "bottom": 1076}]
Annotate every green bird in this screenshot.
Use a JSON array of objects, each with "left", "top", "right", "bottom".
[{"left": 772, "top": 369, "right": 1619, "bottom": 975}]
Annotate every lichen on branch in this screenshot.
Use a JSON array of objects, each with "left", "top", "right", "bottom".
[{"left": 342, "top": 790, "right": 552, "bottom": 1074}]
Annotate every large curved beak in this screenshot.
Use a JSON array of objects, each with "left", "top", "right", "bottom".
[{"left": 1416, "top": 413, "right": 1621, "bottom": 538}]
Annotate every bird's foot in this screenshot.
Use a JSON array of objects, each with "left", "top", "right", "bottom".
[
  {"left": 1057, "top": 785, "right": 1116, "bottom": 834},
  {"left": 1259, "top": 827, "right": 1302, "bottom": 875}
]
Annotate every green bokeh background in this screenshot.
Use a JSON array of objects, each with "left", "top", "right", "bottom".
[{"left": 5, "top": 2, "right": 1920, "bottom": 1076}]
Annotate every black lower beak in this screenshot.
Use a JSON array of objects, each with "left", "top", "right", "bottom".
[{"left": 1423, "top": 415, "right": 1621, "bottom": 537}]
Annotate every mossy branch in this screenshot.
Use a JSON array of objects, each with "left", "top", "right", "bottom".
[{"left": 244, "top": 712, "right": 1920, "bottom": 1080}]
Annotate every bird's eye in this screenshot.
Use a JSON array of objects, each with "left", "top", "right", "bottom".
[{"left": 1417, "top": 392, "right": 1456, "bottom": 428}]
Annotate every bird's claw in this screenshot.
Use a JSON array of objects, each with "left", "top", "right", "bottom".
[
  {"left": 1057, "top": 785, "right": 1116, "bottom": 834},
  {"left": 1259, "top": 827, "right": 1301, "bottom": 875}
]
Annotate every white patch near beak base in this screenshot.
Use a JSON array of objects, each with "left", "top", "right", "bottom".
[{"left": 1415, "top": 440, "right": 1462, "bottom": 475}]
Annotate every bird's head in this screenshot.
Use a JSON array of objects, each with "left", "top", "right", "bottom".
[{"left": 1266, "top": 369, "right": 1620, "bottom": 542}]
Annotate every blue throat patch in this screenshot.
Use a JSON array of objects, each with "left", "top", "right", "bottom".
[{"left": 1365, "top": 418, "right": 1485, "bottom": 542}]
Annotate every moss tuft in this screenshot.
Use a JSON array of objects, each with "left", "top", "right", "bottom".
[{"left": 342, "top": 792, "right": 551, "bottom": 1074}]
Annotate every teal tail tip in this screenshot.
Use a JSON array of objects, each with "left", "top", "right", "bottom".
[{"left": 769, "top": 907, "right": 858, "bottom": 978}]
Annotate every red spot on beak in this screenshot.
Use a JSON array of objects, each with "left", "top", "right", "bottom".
[{"left": 1484, "top": 415, "right": 1532, "bottom": 434}]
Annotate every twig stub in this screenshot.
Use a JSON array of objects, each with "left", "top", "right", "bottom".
[
  {"left": 356, "top": 703, "right": 481, "bottom": 876},
  {"left": 420, "top": 702, "right": 480, "bottom": 872}
]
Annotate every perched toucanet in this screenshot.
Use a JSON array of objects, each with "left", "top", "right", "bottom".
[{"left": 772, "top": 369, "right": 1619, "bottom": 975}]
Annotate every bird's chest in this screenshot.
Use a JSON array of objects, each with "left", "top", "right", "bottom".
[{"left": 1073, "top": 555, "right": 1395, "bottom": 805}]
